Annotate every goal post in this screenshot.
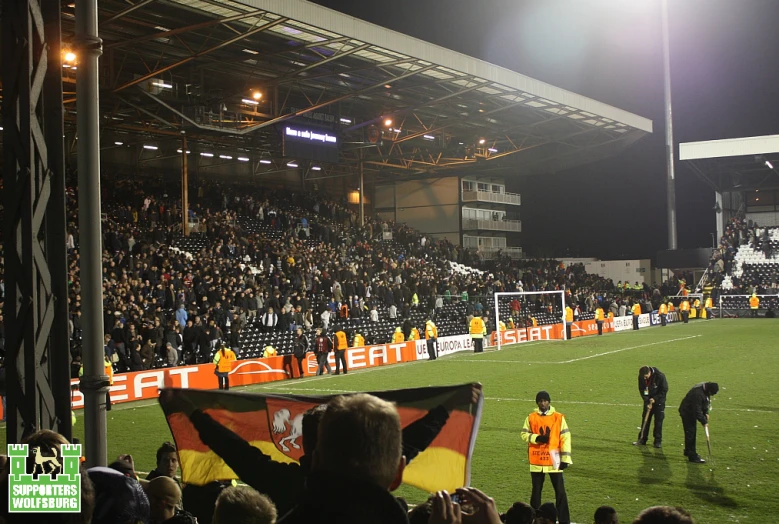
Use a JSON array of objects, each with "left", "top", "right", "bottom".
[{"left": 493, "top": 290, "right": 567, "bottom": 351}]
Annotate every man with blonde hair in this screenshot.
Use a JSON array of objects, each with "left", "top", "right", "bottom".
[{"left": 279, "top": 393, "right": 408, "bottom": 523}]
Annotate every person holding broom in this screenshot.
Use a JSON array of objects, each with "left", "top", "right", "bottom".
[{"left": 633, "top": 366, "right": 668, "bottom": 448}]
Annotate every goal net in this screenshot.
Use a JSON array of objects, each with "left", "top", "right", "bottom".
[{"left": 492, "top": 290, "right": 567, "bottom": 351}]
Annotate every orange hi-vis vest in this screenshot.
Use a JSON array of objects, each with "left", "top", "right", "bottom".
[
  {"left": 335, "top": 331, "right": 348, "bottom": 350},
  {"left": 352, "top": 334, "right": 365, "bottom": 347},
  {"left": 105, "top": 361, "right": 114, "bottom": 386},
  {"left": 409, "top": 328, "right": 421, "bottom": 340},
  {"left": 425, "top": 322, "right": 438, "bottom": 339},
  {"left": 527, "top": 411, "right": 564, "bottom": 468},
  {"left": 470, "top": 317, "right": 485, "bottom": 338},
  {"left": 214, "top": 349, "right": 236, "bottom": 373},
  {"left": 750, "top": 296, "right": 759, "bottom": 309},
  {"left": 680, "top": 301, "right": 690, "bottom": 312},
  {"left": 565, "top": 307, "right": 574, "bottom": 322},
  {"left": 668, "top": 302, "right": 675, "bottom": 312},
  {"left": 659, "top": 303, "right": 668, "bottom": 315},
  {"left": 595, "top": 308, "right": 605, "bottom": 321},
  {"left": 392, "top": 330, "right": 405, "bottom": 343}
]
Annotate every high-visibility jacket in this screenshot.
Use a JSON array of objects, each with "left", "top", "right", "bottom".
[
  {"left": 507, "top": 318, "right": 515, "bottom": 329},
  {"left": 565, "top": 307, "right": 574, "bottom": 323},
  {"left": 595, "top": 308, "right": 605, "bottom": 321},
  {"left": 425, "top": 322, "right": 438, "bottom": 339},
  {"left": 352, "top": 334, "right": 365, "bottom": 347},
  {"left": 214, "top": 348, "right": 237, "bottom": 372},
  {"left": 498, "top": 321, "right": 507, "bottom": 332},
  {"left": 668, "top": 302, "right": 675, "bottom": 312},
  {"left": 470, "top": 317, "right": 486, "bottom": 338},
  {"left": 531, "top": 317, "right": 538, "bottom": 327},
  {"left": 411, "top": 293, "right": 419, "bottom": 306},
  {"left": 693, "top": 299, "right": 701, "bottom": 308},
  {"left": 704, "top": 298, "right": 713, "bottom": 309},
  {"left": 680, "top": 300, "right": 690, "bottom": 312},
  {"left": 658, "top": 303, "right": 668, "bottom": 315},
  {"left": 521, "top": 406, "right": 571, "bottom": 473},
  {"left": 409, "top": 328, "right": 421, "bottom": 341},
  {"left": 632, "top": 303, "right": 641, "bottom": 316},
  {"left": 335, "top": 331, "right": 348, "bottom": 350},
  {"left": 104, "top": 359, "right": 114, "bottom": 386},
  {"left": 392, "top": 329, "right": 404, "bottom": 343},
  {"left": 750, "top": 296, "right": 760, "bottom": 309},
  {"left": 262, "top": 346, "right": 277, "bottom": 358}
]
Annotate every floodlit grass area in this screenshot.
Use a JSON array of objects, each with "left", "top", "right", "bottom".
[{"left": 4, "top": 319, "right": 778, "bottom": 522}]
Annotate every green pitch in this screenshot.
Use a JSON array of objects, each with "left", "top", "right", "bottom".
[{"left": 4, "top": 319, "right": 778, "bottom": 522}]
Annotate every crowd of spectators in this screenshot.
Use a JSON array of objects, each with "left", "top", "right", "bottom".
[
  {"left": 0, "top": 170, "right": 707, "bottom": 375},
  {"left": 0, "top": 397, "right": 698, "bottom": 524}
]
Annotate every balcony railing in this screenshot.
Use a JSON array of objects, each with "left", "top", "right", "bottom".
[
  {"left": 462, "top": 218, "right": 522, "bottom": 232},
  {"left": 478, "top": 246, "right": 524, "bottom": 260},
  {"left": 462, "top": 190, "right": 521, "bottom": 206}
]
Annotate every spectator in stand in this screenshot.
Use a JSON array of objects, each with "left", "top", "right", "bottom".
[
  {"left": 277, "top": 394, "right": 407, "bottom": 523},
  {"left": 594, "top": 505, "right": 619, "bottom": 524},
  {"left": 632, "top": 506, "right": 693, "bottom": 523},
  {"left": 212, "top": 486, "right": 277, "bottom": 524},
  {"left": 147, "top": 442, "right": 181, "bottom": 487}
]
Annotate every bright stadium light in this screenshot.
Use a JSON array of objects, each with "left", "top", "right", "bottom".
[
  {"left": 311, "top": 166, "right": 322, "bottom": 171},
  {"left": 488, "top": 147, "right": 498, "bottom": 153},
  {"left": 114, "top": 141, "right": 123, "bottom": 146},
  {"left": 219, "top": 155, "right": 233, "bottom": 160},
  {"left": 766, "top": 160, "right": 774, "bottom": 169},
  {"left": 423, "top": 135, "right": 435, "bottom": 140},
  {"left": 152, "top": 81, "right": 173, "bottom": 88},
  {"left": 259, "top": 159, "right": 272, "bottom": 164},
  {"left": 176, "top": 149, "right": 191, "bottom": 154},
  {"left": 339, "top": 117, "right": 352, "bottom": 124},
  {"left": 200, "top": 152, "right": 214, "bottom": 157},
  {"left": 478, "top": 138, "right": 486, "bottom": 145},
  {"left": 287, "top": 162, "right": 299, "bottom": 168},
  {"left": 142, "top": 144, "right": 158, "bottom": 150},
  {"left": 252, "top": 90, "right": 263, "bottom": 100},
  {"left": 64, "top": 51, "right": 76, "bottom": 63},
  {"left": 237, "top": 157, "right": 250, "bottom": 162},
  {"left": 242, "top": 98, "right": 260, "bottom": 105},
  {"left": 384, "top": 118, "right": 393, "bottom": 127}
]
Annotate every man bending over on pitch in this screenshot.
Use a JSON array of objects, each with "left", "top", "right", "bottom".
[
  {"left": 633, "top": 366, "right": 668, "bottom": 448},
  {"left": 678, "top": 382, "right": 718, "bottom": 463}
]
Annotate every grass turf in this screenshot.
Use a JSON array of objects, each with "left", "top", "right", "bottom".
[{"left": 4, "top": 319, "right": 778, "bottom": 523}]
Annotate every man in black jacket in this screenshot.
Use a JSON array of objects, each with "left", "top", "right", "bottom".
[
  {"left": 633, "top": 366, "right": 668, "bottom": 448},
  {"left": 161, "top": 384, "right": 480, "bottom": 518},
  {"left": 679, "top": 382, "right": 719, "bottom": 463},
  {"left": 292, "top": 327, "right": 308, "bottom": 378}
]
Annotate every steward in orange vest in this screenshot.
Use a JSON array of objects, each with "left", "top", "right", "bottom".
[
  {"left": 680, "top": 299, "right": 690, "bottom": 324},
  {"left": 334, "top": 330, "right": 348, "bottom": 375},
  {"left": 658, "top": 302, "right": 668, "bottom": 327},
  {"left": 749, "top": 294, "right": 760, "bottom": 318},
  {"left": 594, "top": 307, "right": 605, "bottom": 335},
  {"left": 521, "top": 391, "right": 571, "bottom": 523},
  {"left": 213, "top": 346, "right": 237, "bottom": 390}
]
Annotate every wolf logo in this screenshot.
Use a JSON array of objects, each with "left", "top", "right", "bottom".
[{"left": 272, "top": 408, "right": 304, "bottom": 452}]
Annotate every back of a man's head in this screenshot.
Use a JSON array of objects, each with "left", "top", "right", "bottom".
[
  {"left": 315, "top": 393, "right": 403, "bottom": 488},
  {"left": 212, "top": 486, "right": 277, "bottom": 524},
  {"left": 633, "top": 506, "right": 694, "bottom": 524},
  {"left": 594, "top": 505, "right": 619, "bottom": 524}
]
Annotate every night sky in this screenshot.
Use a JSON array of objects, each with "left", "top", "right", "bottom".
[{"left": 313, "top": 0, "right": 779, "bottom": 260}]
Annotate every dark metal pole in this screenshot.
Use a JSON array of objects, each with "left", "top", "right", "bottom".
[
  {"left": 42, "top": 0, "right": 74, "bottom": 442},
  {"left": 662, "top": 0, "right": 678, "bottom": 250},
  {"left": 182, "top": 134, "right": 190, "bottom": 236},
  {"left": 359, "top": 151, "right": 365, "bottom": 226},
  {"left": 75, "top": 0, "right": 108, "bottom": 467}
]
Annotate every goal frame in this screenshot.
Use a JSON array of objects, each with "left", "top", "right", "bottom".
[
  {"left": 494, "top": 290, "right": 567, "bottom": 351},
  {"left": 718, "top": 293, "right": 778, "bottom": 318}
]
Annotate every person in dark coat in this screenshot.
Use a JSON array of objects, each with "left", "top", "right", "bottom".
[
  {"left": 292, "top": 327, "right": 309, "bottom": 378},
  {"left": 678, "top": 382, "right": 719, "bottom": 463},
  {"left": 633, "top": 366, "right": 669, "bottom": 448}
]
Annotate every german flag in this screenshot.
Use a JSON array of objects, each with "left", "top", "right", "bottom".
[{"left": 160, "top": 384, "right": 483, "bottom": 493}]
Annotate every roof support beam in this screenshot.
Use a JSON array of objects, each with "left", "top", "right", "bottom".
[
  {"left": 112, "top": 17, "right": 290, "bottom": 92},
  {"left": 105, "top": 9, "right": 267, "bottom": 49},
  {"left": 102, "top": 0, "right": 158, "bottom": 26}
]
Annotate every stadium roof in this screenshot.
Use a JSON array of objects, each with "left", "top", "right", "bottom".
[
  {"left": 18, "top": 0, "right": 653, "bottom": 181},
  {"left": 680, "top": 135, "right": 779, "bottom": 192}
]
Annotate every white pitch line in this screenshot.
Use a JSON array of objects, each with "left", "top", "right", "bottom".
[{"left": 455, "top": 335, "right": 702, "bottom": 365}]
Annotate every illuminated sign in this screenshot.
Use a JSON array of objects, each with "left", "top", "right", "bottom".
[{"left": 285, "top": 126, "right": 338, "bottom": 145}]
